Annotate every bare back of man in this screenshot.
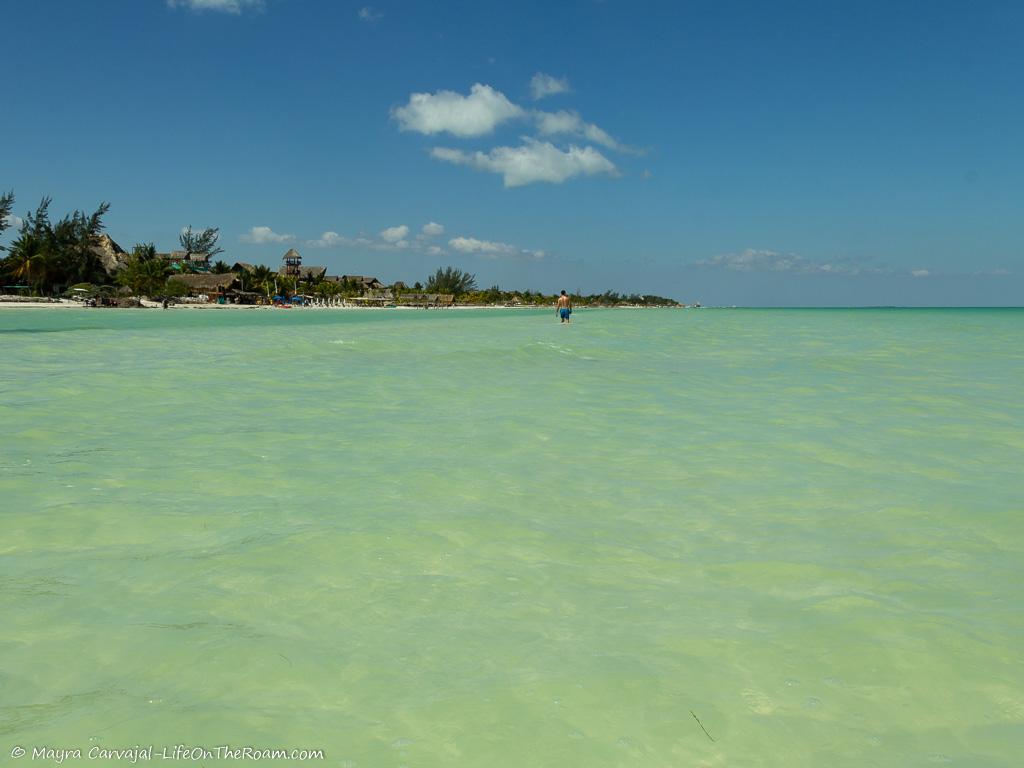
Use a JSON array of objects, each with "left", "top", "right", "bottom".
[{"left": 556, "top": 290, "right": 572, "bottom": 323}]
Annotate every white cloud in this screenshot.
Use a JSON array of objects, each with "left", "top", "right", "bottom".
[
  {"left": 534, "top": 109, "right": 631, "bottom": 152},
  {"left": 380, "top": 225, "right": 410, "bottom": 243},
  {"left": 240, "top": 226, "right": 295, "bottom": 244},
  {"left": 431, "top": 139, "right": 618, "bottom": 187},
  {"left": 358, "top": 6, "right": 382, "bottom": 22},
  {"left": 392, "top": 83, "right": 526, "bottom": 137},
  {"left": 530, "top": 73, "right": 570, "bottom": 100},
  {"left": 167, "top": 0, "right": 262, "bottom": 13},
  {"left": 911, "top": 269, "right": 930, "bottom": 277},
  {"left": 308, "top": 231, "right": 349, "bottom": 248},
  {"left": 449, "top": 237, "right": 517, "bottom": 255},
  {"left": 304, "top": 227, "right": 414, "bottom": 251},
  {"left": 696, "top": 249, "right": 894, "bottom": 276},
  {"left": 2, "top": 213, "right": 22, "bottom": 230},
  {"left": 533, "top": 110, "right": 581, "bottom": 136},
  {"left": 234, "top": 220, "right": 551, "bottom": 261},
  {"left": 449, "top": 236, "right": 546, "bottom": 260}
]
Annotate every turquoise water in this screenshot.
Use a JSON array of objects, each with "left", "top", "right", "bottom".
[{"left": 1, "top": 307, "right": 1022, "bottom": 767}]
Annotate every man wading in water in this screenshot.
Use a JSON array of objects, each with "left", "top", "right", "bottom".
[{"left": 556, "top": 290, "right": 572, "bottom": 324}]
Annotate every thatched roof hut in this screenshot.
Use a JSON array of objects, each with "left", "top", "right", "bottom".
[
  {"left": 350, "top": 295, "right": 392, "bottom": 306},
  {"left": 325, "top": 275, "right": 384, "bottom": 292},
  {"left": 227, "top": 288, "right": 263, "bottom": 304},
  {"left": 170, "top": 273, "right": 239, "bottom": 296},
  {"left": 161, "top": 250, "right": 210, "bottom": 267},
  {"left": 278, "top": 264, "right": 327, "bottom": 280},
  {"left": 397, "top": 293, "right": 454, "bottom": 307}
]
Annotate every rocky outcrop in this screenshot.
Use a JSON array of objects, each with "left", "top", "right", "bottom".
[{"left": 90, "top": 234, "right": 130, "bottom": 276}]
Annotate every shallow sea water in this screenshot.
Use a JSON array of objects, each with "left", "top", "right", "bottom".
[{"left": 1, "top": 307, "right": 1022, "bottom": 767}]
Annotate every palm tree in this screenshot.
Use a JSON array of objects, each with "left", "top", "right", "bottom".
[
  {"left": 4, "top": 231, "right": 51, "bottom": 294},
  {"left": 142, "top": 259, "right": 171, "bottom": 295},
  {"left": 117, "top": 244, "right": 171, "bottom": 296},
  {"left": 3, "top": 198, "right": 51, "bottom": 293},
  {"left": 316, "top": 280, "right": 343, "bottom": 300},
  {"left": 305, "top": 271, "right": 324, "bottom": 295},
  {"left": 277, "top": 275, "right": 297, "bottom": 297},
  {"left": 1, "top": 197, "right": 111, "bottom": 294},
  {"left": 249, "top": 265, "right": 276, "bottom": 299},
  {"left": 211, "top": 260, "right": 231, "bottom": 274}
]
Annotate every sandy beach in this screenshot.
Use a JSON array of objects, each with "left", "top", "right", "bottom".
[{"left": 0, "top": 297, "right": 547, "bottom": 311}]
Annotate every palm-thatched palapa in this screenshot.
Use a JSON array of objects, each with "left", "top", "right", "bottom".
[{"left": 171, "top": 273, "right": 239, "bottom": 296}]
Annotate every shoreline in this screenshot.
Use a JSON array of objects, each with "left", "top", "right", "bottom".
[
  {"left": 0, "top": 298, "right": 683, "bottom": 311},
  {"left": 0, "top": 301, "right": 544, "bottom": 311}
]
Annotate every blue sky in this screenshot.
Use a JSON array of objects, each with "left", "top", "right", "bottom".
[{"left": 2, "top": 0, "right": 1021, "bottom": 305}]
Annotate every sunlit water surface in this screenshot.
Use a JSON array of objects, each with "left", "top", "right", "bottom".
[{"left": 1, "top": 307, "right": 1022, "bottom": 767}]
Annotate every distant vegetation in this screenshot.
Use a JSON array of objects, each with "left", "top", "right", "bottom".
[
  {"left": 0, "top": 193, "right": 226, "bottom": 300},
  {"left": 409, "top": 267, "right": 679, "bottom": 306},
  {"left": 430, "top": 286, "right": 681, "bottom": 307},
  {"left": 0, "top": 191, "right": 13, "bottom": 245},
  {"left": 0, "top": 191, "right": 682, "bottom": 306},
  {"left": 117, "top": 243, "right": 170, "bottom": 296},
  {"left": 425, "top": 266, "right": 477, "bottom": 296},
  {"left": 179, "top": 225, "right": 224, "bottom": 261},
  {"left": 0, "top": 195, "right": 111, "bottom": 294}
]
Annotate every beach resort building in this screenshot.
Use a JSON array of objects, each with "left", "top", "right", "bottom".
[
  {"left": 159, "top": 250, "right": 210, "bottom": 272},
  {"left": 278, "top": 248, "right": 327, "bottom": 283},
  {"left": 397, "top": 293, "right": 455, "bottom": 308},
  {"left": 329, "top": 275, "right": 385, "bottom": 292},
  {"left": 171, "top": 273, "right": 242, "bottom": 302}
]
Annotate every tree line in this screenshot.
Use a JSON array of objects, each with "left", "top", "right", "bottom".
[
  {"left": 1, "top": 192, "right": 679, "bottom": 305},
  {"left": 412, "top": 271, "right": 678, "bottom": 306},
  {"left": 0, "top": 193, "right": 111, "bottom": 293},
  {"left": 0, "top": 192, "right": 226, "bottom": 297}
]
